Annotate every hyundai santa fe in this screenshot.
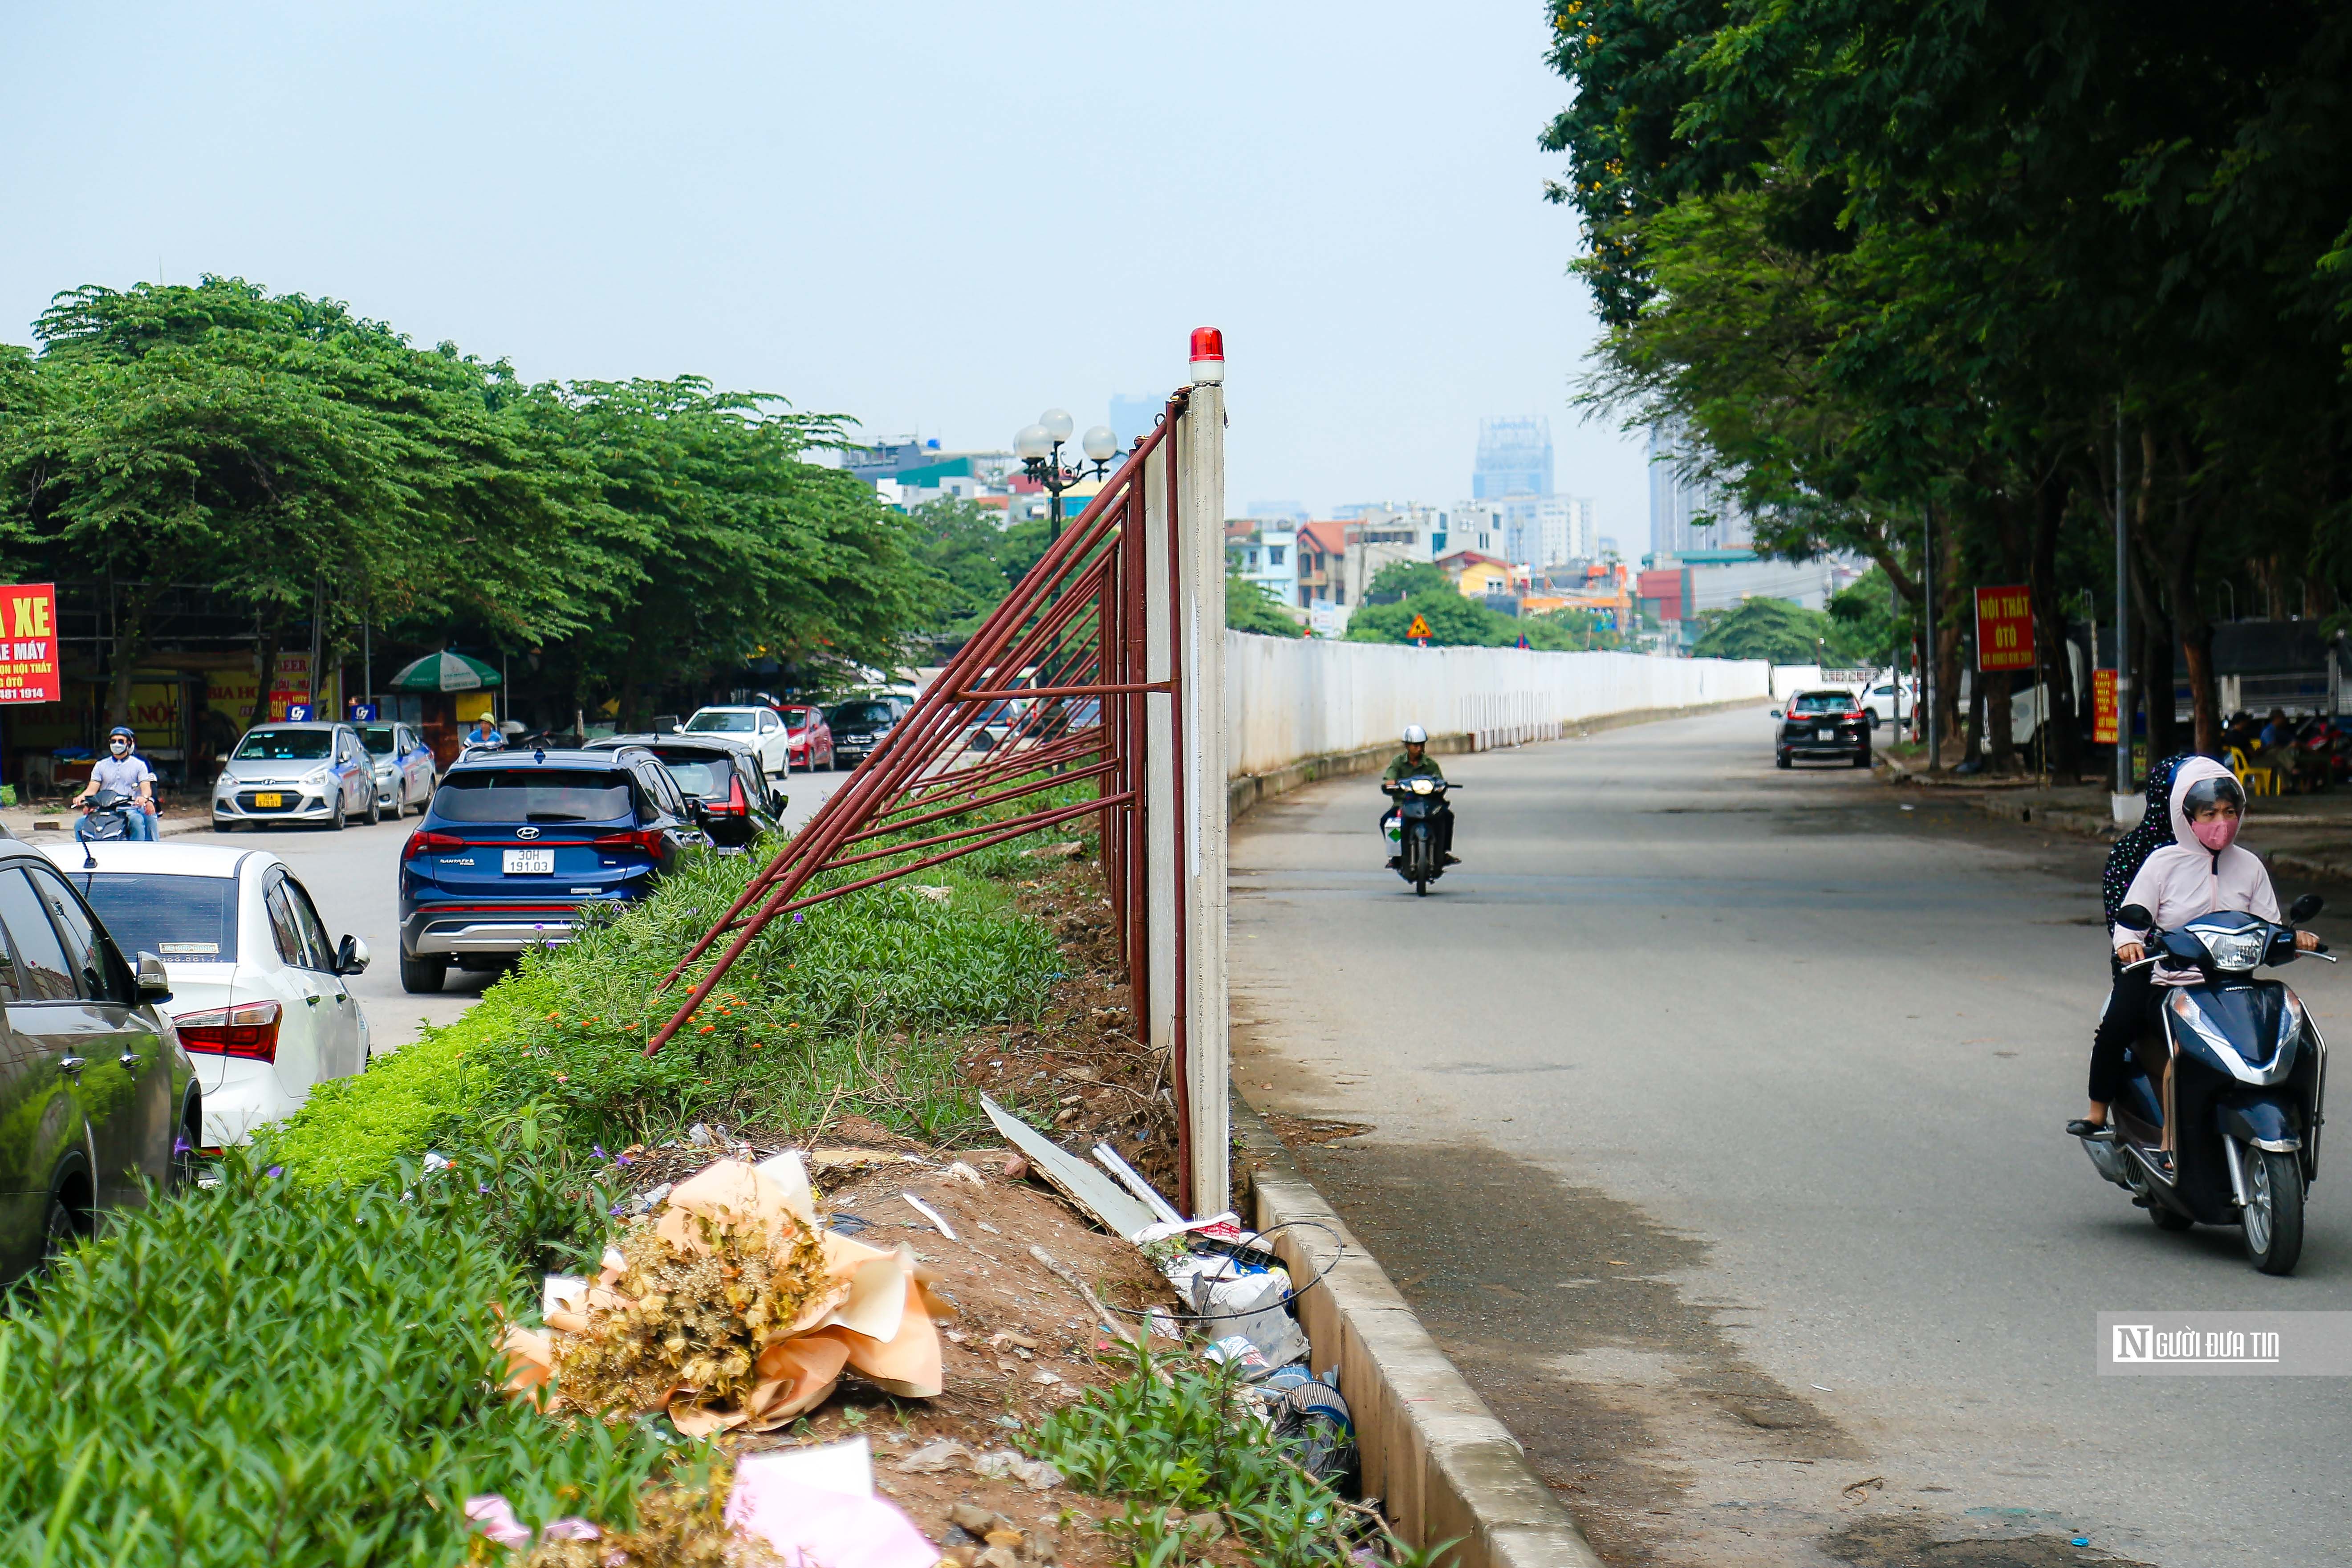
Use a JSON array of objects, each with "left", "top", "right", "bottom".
[{"left": 397, "top": 747, "right": 710, "bottom": 993}]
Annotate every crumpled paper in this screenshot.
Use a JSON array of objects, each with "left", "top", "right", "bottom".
[{"left": 504, "top": 1155, "right": 952, "bottom": 1435}]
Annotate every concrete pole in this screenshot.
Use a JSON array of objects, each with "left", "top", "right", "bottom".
[
  {"left": 1178, "top": 378, "right": 1230, "bottom": 1216},
  {"left": 1141, "top": 434, "right": 1178, "bottom": 1089},
  {"left": 2113, "top": 399, "right": 2132, "bottom": 800}
]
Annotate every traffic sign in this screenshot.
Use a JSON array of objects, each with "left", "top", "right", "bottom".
[
  {"left": 2092, "top": 669, "right": 2119, "bottom": 744},
  {"left": 1974, "top": 585, "right": 2034, "bottom": 671},
  {"left": 1406, "top": 612, "right": 1432, "bottom": 643}
]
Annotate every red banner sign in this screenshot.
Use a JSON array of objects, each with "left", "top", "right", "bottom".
[
  {"left": 2092, "top": 668, "right": 2119, "bottom": 744},
  {"left": 0, "top": 583, "right": 61, "bottom": 704},
  {"left": 1974, "top": 585, "right": 2035, "bottom": 672}
]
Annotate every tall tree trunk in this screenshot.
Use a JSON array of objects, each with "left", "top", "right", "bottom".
[
  {"left": 1933, "top": 520, "right": 1963, "bottom": 761},
  {"left": 2160, "top": 491, "right": 2218, "bottom": 755},
  {"left": 1987, "top": 668, "right": 2015, "bottom": 769},
  {"left": 106, "top": 582, "right": 162, "bottom": 735},
  {"left": 251, "top": 624, "right": 283, "bottom": 731},
  {"left": 1962, "top": 636, "right": 1988, "bottom": 764},
  {"left": 2030, "top": 468, "right": 2084, "bottom": 778}
]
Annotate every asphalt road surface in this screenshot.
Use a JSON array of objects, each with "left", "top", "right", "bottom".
[
  {"left": 1231, "top": 707, "right": 2352, "bottom": 1568},
  {"left": 218, "top": 764, "right": 858, "bottom": 1051}
]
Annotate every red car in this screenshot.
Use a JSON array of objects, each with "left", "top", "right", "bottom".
[{"left": 776, "top": 704, "right": 835, "bottom": 772}]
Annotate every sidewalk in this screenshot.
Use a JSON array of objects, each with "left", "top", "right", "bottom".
[
  {"left": 3, "top": 804, "right": 214, "bottom": 841},
  {"left": 1877, "top": 755, "right": 2352, "bottom": 884}
]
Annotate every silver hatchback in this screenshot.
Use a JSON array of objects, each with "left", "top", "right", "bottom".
[{"left": 211, "top": 722, "right": 380, "bottom": 831}]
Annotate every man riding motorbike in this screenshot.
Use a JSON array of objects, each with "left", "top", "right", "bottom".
[
  {"left": 1380, "top": 723, "right": 1456, "bottom": 867},
  {"left": 76, "top": 725, "right": 158, "bottom": 841}
]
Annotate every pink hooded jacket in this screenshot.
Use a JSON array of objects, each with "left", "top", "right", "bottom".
[{"left": 2111, "top": 755, "right": 2279, "bottom": 978}]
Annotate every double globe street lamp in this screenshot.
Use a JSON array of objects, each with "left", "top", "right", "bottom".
[{"left": 1013, "top": 409, "right": 1121, "bottom": 546}]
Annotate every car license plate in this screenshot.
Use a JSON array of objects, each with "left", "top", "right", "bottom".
[
  {"left": 504, "top": 848, "right": 555, "bottom": 874},
  {"left": 253, "top": 792, "right": 284, "bottom": 808},
  {"left": 1816, "top": 727, "right": 1834, "bottom": 740}
]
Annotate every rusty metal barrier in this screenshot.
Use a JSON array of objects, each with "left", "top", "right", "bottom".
[{"left": 648, "top": 365, "right": 1228, "bottom": 1212}]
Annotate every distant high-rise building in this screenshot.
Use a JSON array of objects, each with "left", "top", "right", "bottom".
[
  {"left": 1498, "top": 495, "right": 1596, "bottom": 567},
  {"left": 1473, "top": 417, "right": 1554, "bottom": 501},
  {"left": 1647, "top": 422, "right": 1751, "bottom": 557},
  {"left": 1109, "top": 394, "right": 1160, "bottom": 452}
]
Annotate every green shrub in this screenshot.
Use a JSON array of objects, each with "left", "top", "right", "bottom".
[
  {"left": 0, "top": 1146, "right": 672, "bottom": 1568},
  {"left": 277, "top": 793, "right": 1085, "bottom": 1186},
  {"left": 1032, "top": 1345, "right": 1410, "bottom": 1568}
]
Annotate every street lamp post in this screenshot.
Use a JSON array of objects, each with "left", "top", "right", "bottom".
[{"left": 1015, "top": 409, "right": 1121, "bottom": 547}]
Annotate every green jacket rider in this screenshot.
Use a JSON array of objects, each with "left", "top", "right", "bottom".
[{"left": 1380, "top": 724, "right": 1455, "bottom": 863}]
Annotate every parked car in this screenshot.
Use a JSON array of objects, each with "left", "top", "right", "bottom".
[
  {"left": 212, "top": 721, "right": 378, "bottom": 831},
  {"left": 776, "top": 704, "right": 835, "bottom": 772},
  {"left": 682, "top": 706, "right": 792, "bottom": 780},
  {"left": 586, "top": 735, "right": 781, "bottom": 849},
  {"left": 397, "top": 747, "right": 711, "bottom": 993},
  {"left": 1855, "top": 676, "right": 1918, "bottom": 731},
  {"left": 0, "top": 839, "right": 201, "bottom": 1283},
  {"left": 41, "top": 842, "right": 371, "bottom": 1150},
  {"left": 1773, "top": 689, "right": 1873, "bottom": 769},
  {"left": 828, "top": 697, "right": 909, "bottom": 766},
  {"left": 360, "top": 721, "right": 438, "bottom": 816}
]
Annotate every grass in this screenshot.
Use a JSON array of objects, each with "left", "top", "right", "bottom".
[
  {"left": 272, "top": 777, "right": 1094, "bottom": 1186},
  {"left": 0, "top": 1136, "right": 678, "bottom": 1568},
  {"left": 1030, "top": 1345, "right": 1445, "bottom": 1568}
]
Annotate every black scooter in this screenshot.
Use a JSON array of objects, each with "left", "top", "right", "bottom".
[
  {"left": 1380, "top": 778, "right": 1458, "bottom": 896},
  {"left": 2078, "top": 896, "right": 2334, "bottom": 1274},
  {"left": 77, "top": 788, "right": 136, "bottom": 844}
]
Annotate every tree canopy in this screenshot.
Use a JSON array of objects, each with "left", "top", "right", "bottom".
[
  {"left": 0, "top": 276, "right": 923, "bottom": 725},
  {"left": 1544, "top": 0, "right": 2352, "bottom": 768}
]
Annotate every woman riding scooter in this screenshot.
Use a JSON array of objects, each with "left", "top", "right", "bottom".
[{"left": 2072, "top": 757, "right": 2319, "bottom": 1157}]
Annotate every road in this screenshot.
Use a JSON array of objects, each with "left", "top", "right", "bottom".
[
  {"left": 220, "top": 764, "right": 858, "bottom": 1051},
  {"left": 1230, "top": 707, "right": 2352, "bottom": 1568}
]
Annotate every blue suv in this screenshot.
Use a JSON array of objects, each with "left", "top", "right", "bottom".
[{"left": 397, "top": 747, "right": 709, "bottom": 993}]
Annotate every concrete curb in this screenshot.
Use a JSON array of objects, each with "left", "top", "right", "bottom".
[
  {"left": 1231, "top": 1094, "right": 1605, "bottom": 1568},
  {"left": 10, "top": 814, "right": 217, "bottom": 841},
  {"left": 1227, "top": 696, "right": 1770, "bottom": 826}
]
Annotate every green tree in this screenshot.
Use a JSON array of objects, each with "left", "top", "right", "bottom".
[
  {"left": 908, "top": 497, "right": 1050, "bottom": 645},
  {"left": 1365, "top": 561, "right": 1454, "bottom": 601},
  {"left": 1226, "top": 576, "right": 1304, "bottom": 638},
  {"left": 1689, "top": 598, "right": 1837, "bottom": 662}
]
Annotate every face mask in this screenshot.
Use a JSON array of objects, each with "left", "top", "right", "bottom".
[
  {"left": 109, "top": 740, "right": 129, "bottom": 753},
  {"left": 2192, "top": 816, "right": 2239, "bottom": 852}
]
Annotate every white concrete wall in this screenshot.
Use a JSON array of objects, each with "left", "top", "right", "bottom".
[{"left": 1224, "top": 633, "right": 1771, "bottom": 779}]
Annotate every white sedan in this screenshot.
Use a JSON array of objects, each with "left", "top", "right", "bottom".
[
  {"left": 41, "top": 842, "right": 373, "bottom": 1149},
  {"left": 682, "top": 706, "right": 793, "bottom": 780}
]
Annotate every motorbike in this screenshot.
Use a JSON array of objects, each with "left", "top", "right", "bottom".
[
  {"left": 2078, "top": 895, "right": 2334, "bottom": 1274},
  {"left": 78, "top": 788, "right": 137, "bottom": 843},
  {"left": 1380, "top": 777, "right": 1458, "bottom": 896}
]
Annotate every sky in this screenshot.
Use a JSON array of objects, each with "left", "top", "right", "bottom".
[{"left": 0, "top": 2, "right": 1650, "bottom": 539}]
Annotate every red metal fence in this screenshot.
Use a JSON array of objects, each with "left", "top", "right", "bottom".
[{"left": 647, "top": 382, "right": 1217, "bottom": 1206}]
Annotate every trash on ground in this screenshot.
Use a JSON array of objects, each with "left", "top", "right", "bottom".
[
  {"left": 504, "top": 1155, "right": 950, "bottom": 1436},
  {"left": 909, "top": 884, "right": 954, "bottom": 903},
  {"left": 1090, "top": 1142, "right": 1182, "bottom": 1226},
  {"left": 982, "top": 1096, "right": 1158, "bottom": 1239},
  {"left": 902, "top": 1191, "right": 959, "bottom": 1240}
]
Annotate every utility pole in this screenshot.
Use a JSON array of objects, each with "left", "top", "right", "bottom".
[
  {"left": 2113, "top": 399, "right": 2132, "bottom": 800},
  {"left": 1923, "top": 502, "right": 1939, "bottom": 772}
]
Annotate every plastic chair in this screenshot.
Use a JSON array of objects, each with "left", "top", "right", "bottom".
[{"left": 2229, "top": 746, "right": 2283, "bottom": 796}]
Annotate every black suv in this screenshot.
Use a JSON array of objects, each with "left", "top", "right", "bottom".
[
  {"left": 1775, "top": 690, "right": 1871, "bottom": 769},
  {"left": 825, "top": 697, "right": 907, "bottom": 768}
]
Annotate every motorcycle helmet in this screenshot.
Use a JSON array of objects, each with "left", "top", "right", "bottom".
[
  {"left": 107, "top": 725, "right": 134, "bottom": 751},
  {"left": 2181, "top": 773, "right": 2245, "bottom": 819},
  {"left": 1402, "top": 723, "right": 1428, "bottom": 745}
]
